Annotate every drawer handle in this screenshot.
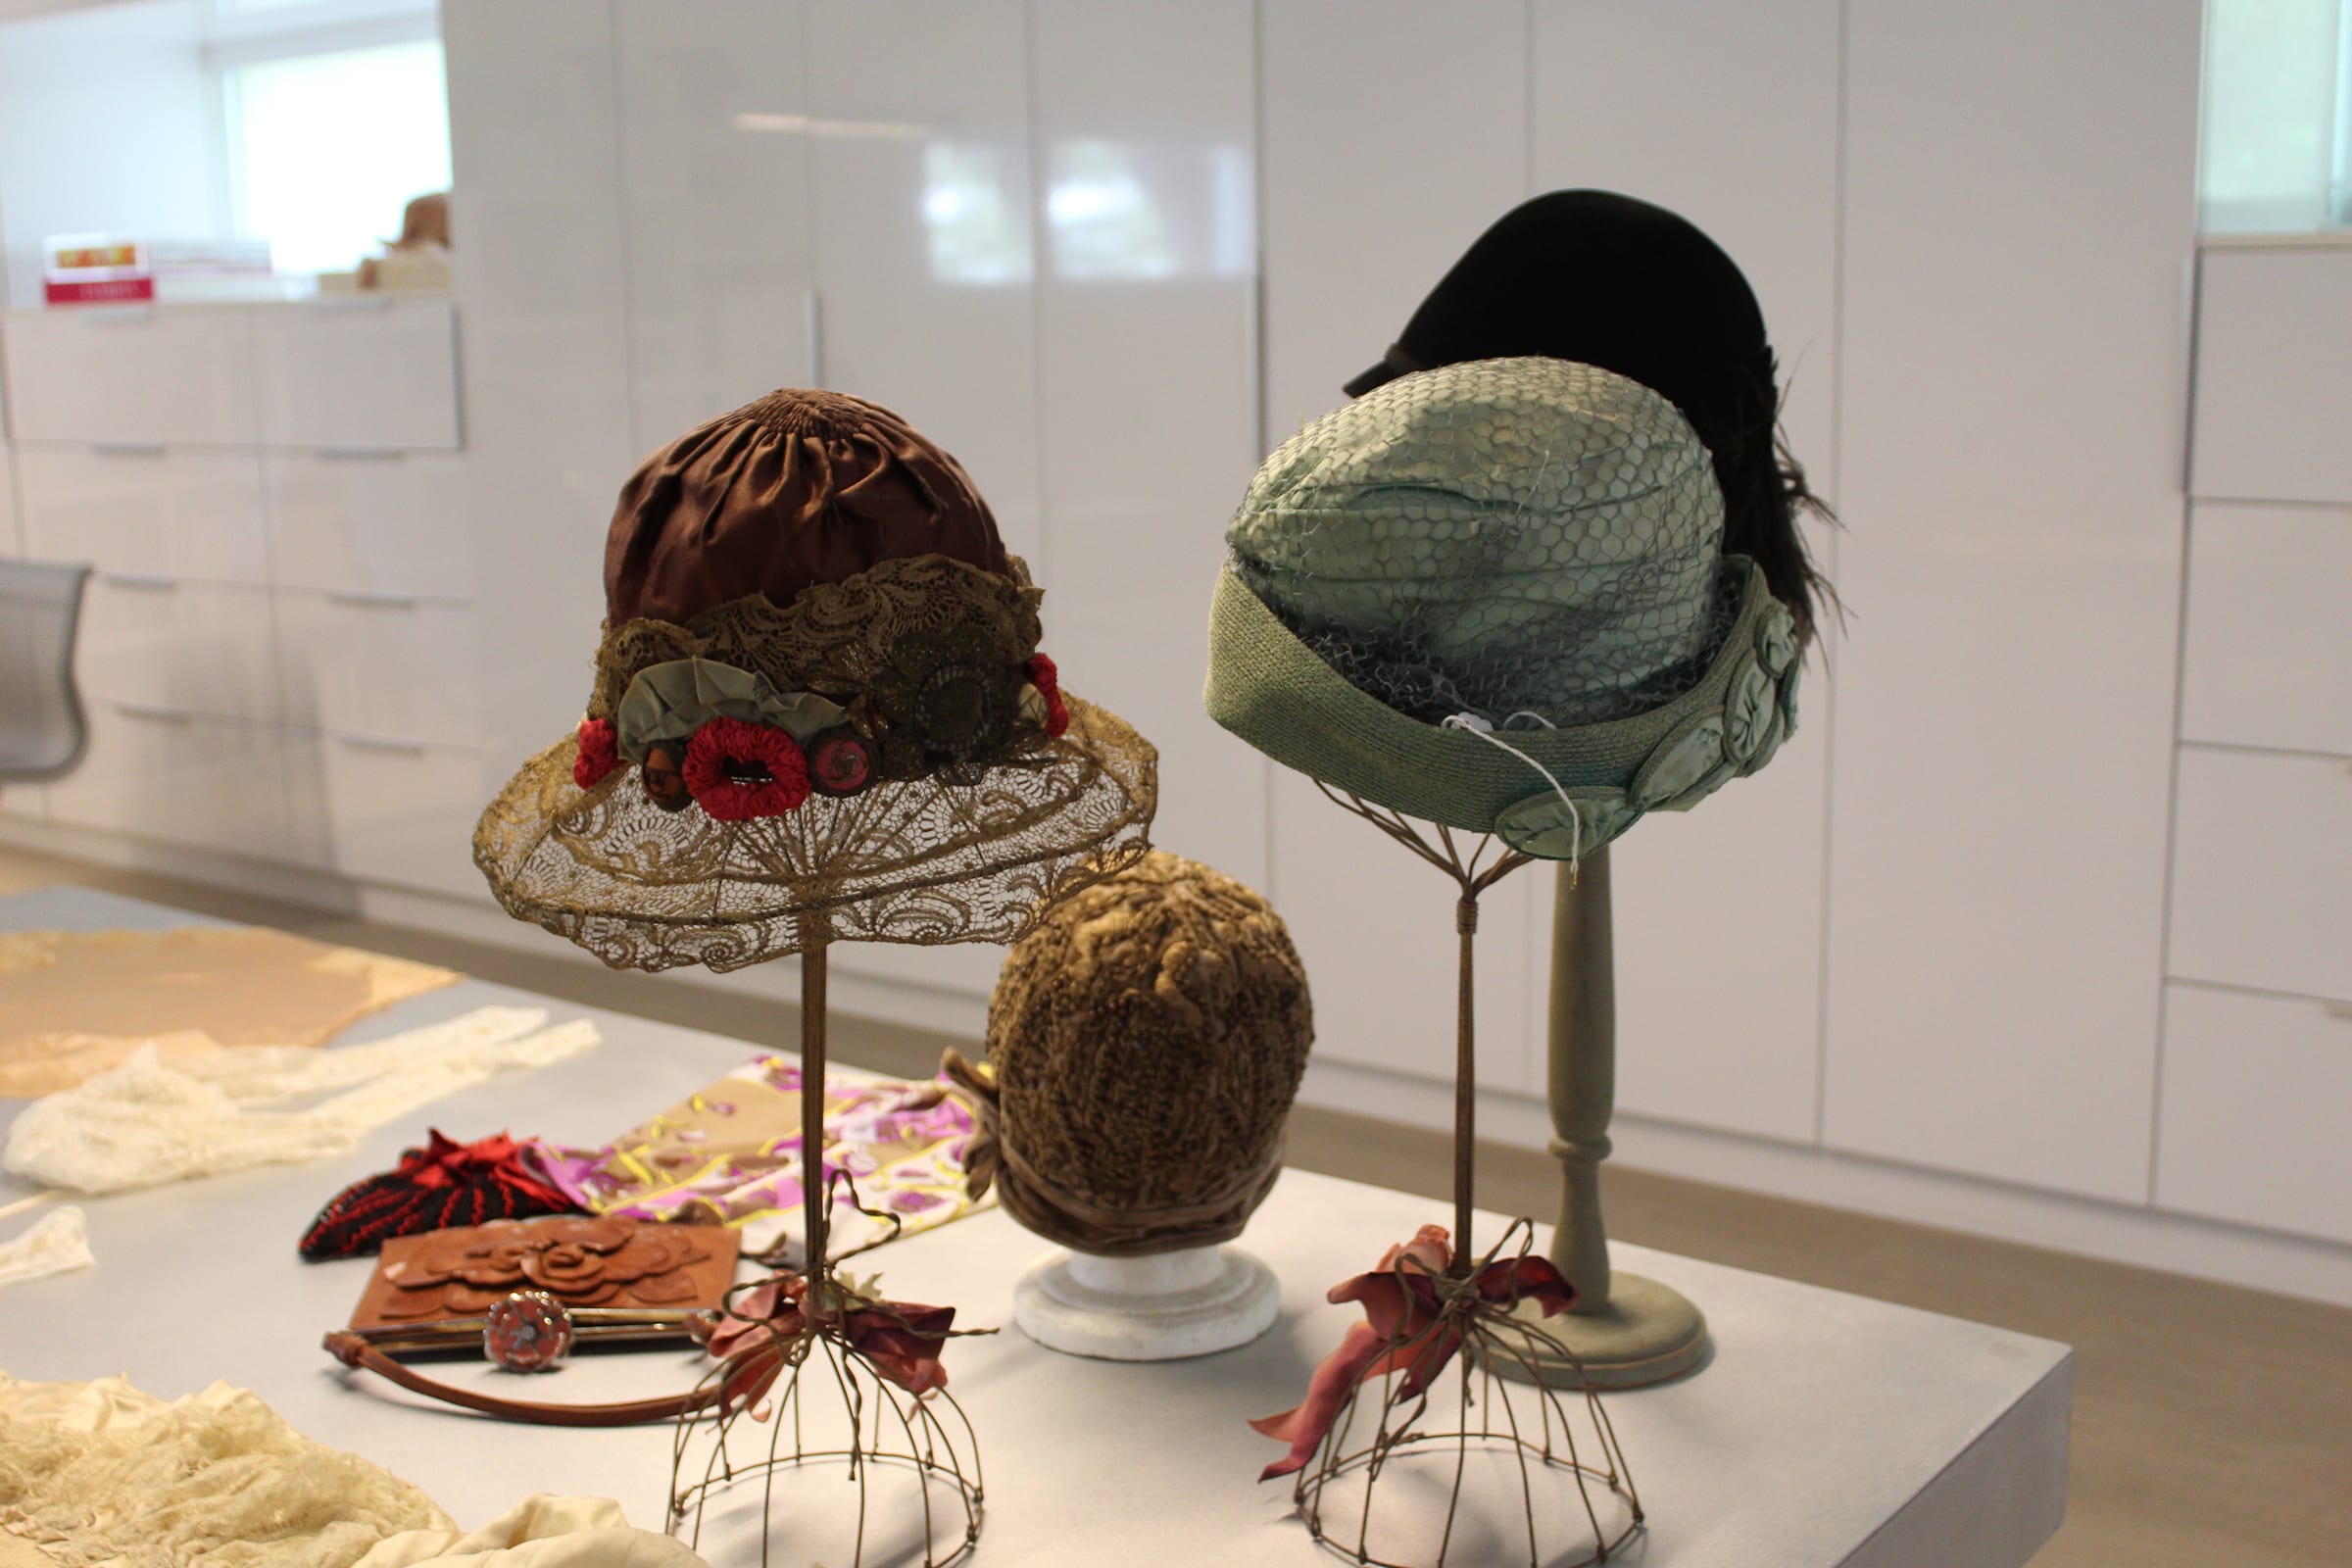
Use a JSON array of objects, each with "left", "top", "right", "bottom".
[
  {"left": 116, "top": 702, "right": 194, "bottom": 724},
  {"left": 2325, "top": 1001, "right": 2352, "bottom": 1022},
  {"left": 325, "top": 591, "right": 419, "bottom": 611},
  {"left": 336, "top": 735, "right": 427, "bottom": 757},
  {"left": 314, "top": 447, "right": 404, "bottom": 462},
  {"left": 307, "top": 295, "right": 396, "bottom": 314},
  {"left": 80, "top": 305, "right": 156, "bottom": 324},
  {"left": 103, "top": 573, "right": 179, "bottom": 592},
  {"left": 91, "top": 443, "right": 169, "bottom": 459}
]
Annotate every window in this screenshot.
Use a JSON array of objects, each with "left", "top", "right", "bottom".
[
  {"left": 209, "top": 0, "right": 450, "bottom": 276},
  {"left": 2201, "top": 0, "right": 2352, "bottom": 232}
]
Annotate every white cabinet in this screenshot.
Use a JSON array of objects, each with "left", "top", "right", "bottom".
[
  {"left": 1822, "top": 0, "right": 2201, "bottom": 1203},
  {"left": 16, "top": 446, "right": 269, "bottom": 583},
  {"left": 297, "top": 735, "right": 489, "bottom": 900},
  {"left": 1, "top": 306, "right": 260, "bottom": 447},
  {"left": 1529, "top": 0, "right": 1841, "bottom": 1146},
  {"left": 46, "top": 703, "right": 324, "bottom": 867},
  {"left": 0, "top": 441, "right": 21, "bottom": 557},
  {"left": 443, "top": 0, "right": 635, "bottom": 776},
  {"left": 2156, "top": 984, "right": 2352, "bottom": 1245},
  {"left": 75, "top": 576, "right": 277, "bottom": 723},
  {"left": 2170, "top": 746, "right": 2352, "bottom": 1004},
  {"left": 803, "top": 0, "right": 1042, "bottom": 562},
  {"left": 611, "top": 0, "right": 815, "bottom": 452},
  {"left": 1257, "top": 0, "right": 1531, "bottom": 440},
  {"left": 251, "top": 298, "right": 463, "bottom": 453},
  {"left": 2180, "top": 502, "right": 2352, "bottom": 758},
  {"left": 1257, "top": 0, "right": 1539, "bottom": 1090},
  {"left": 1026, "top": 0, "right": 1265, "bottom": 891},
  {"left": 265, "top": 452, "right": 470, "bottom": 601},
  {"left": 2189, "top": 245, "right": 2352, "bottom": 506},
  {"left": 273, "top": 591, "right": 481, "bottom": 749}
]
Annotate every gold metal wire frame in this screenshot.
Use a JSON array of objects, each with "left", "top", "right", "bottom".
[
  {"left": 665, "top": 933, "right": 987, "bottom": 1567},
  {"left": 1295, "top": 785, "right": 1644, "bottom": 1566},
  {"left": 666, "top": 1298, "right": 985, "bottom": 1568},
  {"left": 1288, "top": 1223, "right": 1642, "bottom": 1568}
]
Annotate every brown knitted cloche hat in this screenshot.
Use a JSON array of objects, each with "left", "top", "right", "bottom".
[
  {"left": 474, "top": 387, "right": 1157, "bottom": 972},
  {"left": 946, "top": 850, "right": 1313, "bottom": 1256}
]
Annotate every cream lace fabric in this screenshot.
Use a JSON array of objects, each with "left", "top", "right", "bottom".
[
  {"left": 0, "top": 1205, "right": 92, "bottom": 1289},
  {"left": 0, "top": 1007, "right": 598, "bottom": 1195},
  {"left": 354, "top": 1497, "right": 709, "bottom": 1568},
  {"left": 0, "top": 1374, "right": 708, "bottom": 1568},
  {"left": 0, "top": 1373, "right": 450, "bottom": 1567}
]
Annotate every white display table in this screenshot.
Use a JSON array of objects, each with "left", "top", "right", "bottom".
[{"left": 0, "top": 888, "right": 2071, "bottom": 1567}]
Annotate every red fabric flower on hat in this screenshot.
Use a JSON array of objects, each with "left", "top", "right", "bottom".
[
  {"left": 1027, "top": 653, "right": 1070, "bottom": 737},
  {"left": 572, "top": 718, "right": 619, "bottom": 788},
  {"left": 683, "top": 717, "right": 811, "bottom": 821}
]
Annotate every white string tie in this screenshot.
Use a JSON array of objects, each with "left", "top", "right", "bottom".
[{"left": 1443, "top": 711, "right": 1582, "bottom": 885}]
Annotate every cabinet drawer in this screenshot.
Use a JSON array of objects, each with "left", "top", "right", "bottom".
[
  {"left": 2180, "top": 502, "right": 2352, "bottom": 758},
  {"left": 265, "top": 451, "right": 469, "bottom": 599},
  {"left": 2190, "top": 247, "right": 2352, "bottom": 505},
  {"left": 309, "top": 735, "right": 487, "bottom": 900},
  {"left": 2155, "top": 983, "right": 2352, "bottom": 1245},
  {"left": 1, "top": 305, "right": 259, "bottom": 446},
  {"left": 17, "top": 446, "right": 268, "bottom": 584},
  {"left": 76, "top": 576, "right": 279, "bottom": 722},
  {"left": 46, "top": 704, "right": 321, "bottom": 866},
  {"left": 251, "top": 298, "right": 461, "bottom": 452},
  {"left": 2169, "top": 747, "right": 2352, "bottom": 1002},
  {"left": 273, "top": 591, "right": 479, "bottom": 747}
]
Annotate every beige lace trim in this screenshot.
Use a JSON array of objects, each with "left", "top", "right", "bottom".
[
  {"left": 473, "top": 695, "right": 1156, "bottom": 971},
  {"left": 588, "top": 554, "right": 1042, "bottom": 723}
]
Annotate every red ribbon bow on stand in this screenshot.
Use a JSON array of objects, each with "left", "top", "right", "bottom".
[
  {"left": 697, "top": 1272, "right": 962, "bottom": 1418},
  {"left": 1250, "top": 1224, "right": 1578, "bottom": 1482}
]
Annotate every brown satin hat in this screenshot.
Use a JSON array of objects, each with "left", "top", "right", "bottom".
[
  {"left": 473, "top": 384, "right": 1157, "bottom": 974},
  {"left": 603, "top": 388, "right": 1011, "bottom": 624}
]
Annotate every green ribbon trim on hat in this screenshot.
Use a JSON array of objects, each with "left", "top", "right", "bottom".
[
  {"left": 1204, "top": 558, "right": 1796, "bottom": 860},
  {"left": 613, "top": 657, "right": 846, "bottom": 761}
]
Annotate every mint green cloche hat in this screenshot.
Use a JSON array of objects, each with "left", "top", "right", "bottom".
[{"left": 1203, "top": 356, "right": 1798, "bottom": 861}]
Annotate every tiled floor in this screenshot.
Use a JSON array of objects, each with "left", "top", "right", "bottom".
[{"left": 0, "top": 840, "right": 2344, "bottom": 1566}]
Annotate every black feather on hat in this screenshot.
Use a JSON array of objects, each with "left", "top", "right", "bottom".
[{"left": 1344, "top": 189, "right": 1836, "bottom": 649}]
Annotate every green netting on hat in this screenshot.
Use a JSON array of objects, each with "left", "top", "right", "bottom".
[
  {"left": 1206, "top": 357, "right": 1798, "bottom": 859},
  {"left": 1230, "top": 358, "right": 1733, "bottom": 729}
]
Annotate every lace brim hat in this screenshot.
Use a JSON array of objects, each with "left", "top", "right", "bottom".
[
  {"left": 476, "top": 389, "right": 1156, "bottom": 972},
  {"left": 1204, "top": 357, "right": 1796, "bottom": 861}
]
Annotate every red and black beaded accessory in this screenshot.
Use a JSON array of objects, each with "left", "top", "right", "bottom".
[{"left": 300, "top": 1131, "right": 583, "bottom": 1261}]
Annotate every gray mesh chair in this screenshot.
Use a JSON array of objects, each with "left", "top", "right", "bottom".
[{"left": 0, "top": 560, "right": 93, "bottom": 783}]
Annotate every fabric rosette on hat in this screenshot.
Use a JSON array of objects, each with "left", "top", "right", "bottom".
[
  {"left": 1204, "top": 356, "right": 1799, "bottom": 860},
  {"left": 476, "top": 388, "right": 1156, "bottom": 971}
]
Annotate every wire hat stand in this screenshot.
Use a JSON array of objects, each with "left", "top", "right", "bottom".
[
  {"left": 665, "top": 1263, "right": 987, "bottom": 1568},
  {"left": 665, "top": 933, "right": 988, "bottom": 1568},
  {"left": 1284, "top": 786, "right": 1644, "bottom": 1568},
  {"left": 1284, "top": 1220, "right": 1642, "bottom": 1568}
]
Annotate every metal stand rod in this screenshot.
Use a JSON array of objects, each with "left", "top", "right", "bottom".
[
  {"left": 1546, "top": 848, "right": 1614, "bottom": 1310},
  {"left": 1453, "top": 895, "right": 1479, "bottom": 1260},
  {"left": 801, "top": 934, "right": 829, "bottom": 1273}
]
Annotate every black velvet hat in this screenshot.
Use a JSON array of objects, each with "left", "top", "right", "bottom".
[{"left": 1344, "top": 189, "right": 1833, "bottom": 646}]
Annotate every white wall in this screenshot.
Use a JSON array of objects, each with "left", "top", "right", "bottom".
[
  {"left": 0, "top": 0, "right": 225, "bottom": 307},
  {"left": 7, "top": 0, "right": 2349, "bottom": 1305}
]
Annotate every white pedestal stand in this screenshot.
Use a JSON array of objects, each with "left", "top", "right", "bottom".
[{"left": 1011, "top": 1245, "right": 1280, "bottom": 1362}]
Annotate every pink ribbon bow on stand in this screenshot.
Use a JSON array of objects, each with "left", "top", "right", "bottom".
[{"left": 1250, "top": 1223, "right": 1579, "bottom": 1482}]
